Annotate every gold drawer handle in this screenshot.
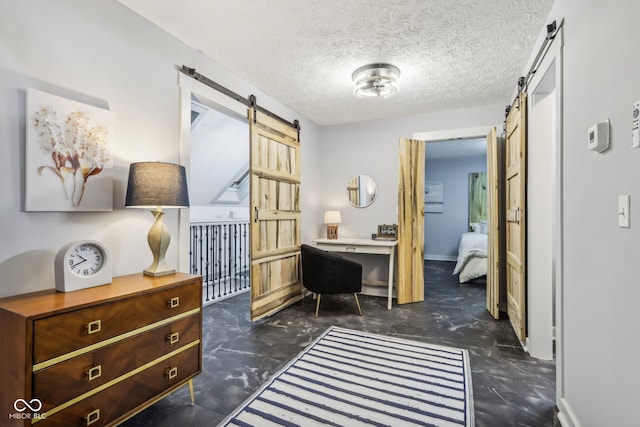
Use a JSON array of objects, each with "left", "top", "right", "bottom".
[
  {"left": 166, "top": 367, "right": 178, "bottom": 380},
  {"left": 167, "top": 332, "right": 180, "bottom": 345},
  {"left": 85, "top": 408, "right": 100, "bottom": 425},
  {"left": 86, "top": 320, "right": 102, "bottom": 335},
  {"left": 168, "top": 297, "right": 180, "bottom": 308},
  {"left": 87, "top": 365, "right": 102, "bottom": 381}
]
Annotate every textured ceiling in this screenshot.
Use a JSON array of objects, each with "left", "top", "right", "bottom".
[{"left": 118, "top": 0, "right": 554, "bottom": 126}]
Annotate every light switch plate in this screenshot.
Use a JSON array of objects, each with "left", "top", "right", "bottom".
[{"left": 618, "top": 194, "right": 630, "bottom": 228}]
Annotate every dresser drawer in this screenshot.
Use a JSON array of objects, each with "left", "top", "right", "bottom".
[
  {"left": 33, "top": 280, "right": 201, "bottom": 364},
  {"left": 34, "top": 313, "right": 201, "bottom": 410},
  {"left": 35, "top": 344, "right": 200, "bottom": 427}
]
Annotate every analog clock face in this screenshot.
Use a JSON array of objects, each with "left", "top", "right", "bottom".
[{"left": 68, "top": 244, "right": 105, "bottom": 276}]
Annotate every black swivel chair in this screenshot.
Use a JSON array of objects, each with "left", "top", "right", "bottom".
[{"left": 300, "top": 244, "right": 363, "bottom": 317}]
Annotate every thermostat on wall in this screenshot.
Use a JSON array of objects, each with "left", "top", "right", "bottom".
[{"left": 588, "top": 119, "right": 610, "bottom": 153}]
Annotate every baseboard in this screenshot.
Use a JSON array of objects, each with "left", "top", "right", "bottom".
[
  {"left": 424, "top": 255, "right": 457, "bottom": 262},
  {"left": 557, "top": 397, "right": 580, "bottom": 427}
]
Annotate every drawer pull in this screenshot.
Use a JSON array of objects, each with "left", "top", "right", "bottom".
[
  {"left": 167, "top": 332, "right": 180, "bottom": 345},
  {"left": 85, "top": 408, "right": 100, "bottom": 425},
  {"left": 168, "top": 297, "right": 180, "bottom": 308},
  {"left": 166, "top": 366, "right": 178, "bottom": 380},
  {"left": 86, "top": 320, "right": 102, "bottom": 335},
  {"left": 87, "top": 365, "right": 102, "bottom": 381}
]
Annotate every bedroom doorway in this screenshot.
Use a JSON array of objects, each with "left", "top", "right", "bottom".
[
  {"left": 415, "top": 127, "right": 497, "bottom": 296},
  {"left": 423, "top": 137, "right": 487, "bottom": 273}
]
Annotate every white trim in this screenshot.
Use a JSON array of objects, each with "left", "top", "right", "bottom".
[
  {"left": 177, "top": 80, "right": 192, "bottom": 274},
  {"left": 557, "top": 397, "right": 580, "bottom": 427},
  {"left": 177, "top": 73, "right": 250, "bottom": 273},
  {"left": 527, "top": 23, "right": 565, "bottom": 408},
  {"left": 178, "top": 73, "right": 247, "bottom": 118},
  {"left": 413, "top": 125, "right": 498, "bottom": 142},
  {"left": 527, "top": 55, "right": 556, "bottom": 360}
]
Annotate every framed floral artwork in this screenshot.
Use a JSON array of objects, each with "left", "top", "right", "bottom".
[{"left": 25, "top": 89, "right": 114, "bottom": 211}]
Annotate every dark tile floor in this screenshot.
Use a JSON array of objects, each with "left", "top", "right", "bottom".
[{"left": 123, "top": 261, "right": 557, "bottom": 427}]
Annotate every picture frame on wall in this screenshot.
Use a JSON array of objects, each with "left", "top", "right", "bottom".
[
  {"left": 425, "top": 181, "right": 444, "bottom": 203},
  {"left": 25, "top": 89, "right": 114, "bottom": 211}
]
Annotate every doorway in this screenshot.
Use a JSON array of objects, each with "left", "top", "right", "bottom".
[
  {"left": 526, "top": 31, "right": 563, "bottom": 364},
  {"left": 414, "top": 127, "right": 496, "bottom": 297},
  {"left": 423, "top": 137, "right": 488, "bottom": 268},
  {"left": 177, "top": 74, "right": 250, "bottom": 303}
]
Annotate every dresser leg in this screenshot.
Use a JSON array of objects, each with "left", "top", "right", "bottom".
[{"left": 188, "top": 379, "right": 195, "bottom": 405}]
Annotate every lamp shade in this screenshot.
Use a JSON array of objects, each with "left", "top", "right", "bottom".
[
  {"left": 323, "top": 210, "right": 342, "bottom": 224},
  {"left": 125, "top": 162, "right": 190, "bottom": 208}
]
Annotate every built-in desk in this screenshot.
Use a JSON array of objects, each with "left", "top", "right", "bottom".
[{"left": 314, "top": 238, "right": 398, "bottom": 309}]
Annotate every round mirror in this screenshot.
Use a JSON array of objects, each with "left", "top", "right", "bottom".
[{"left": 346, "top": 175, "right": 377, "bottom": 208}]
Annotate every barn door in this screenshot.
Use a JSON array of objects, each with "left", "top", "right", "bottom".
[
  {"left": 486, "top": 126, "right": 502, "bottom": 319},
  {"left": 249, "top": 109, "right": 302, "bottom": 322},
  {"left": 397, "top": 138, "right": 425, "bottom": 304},
  {"left": 505, "top": 93, "right": 527, "bottom": 341}
]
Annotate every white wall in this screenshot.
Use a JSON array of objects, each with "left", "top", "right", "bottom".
[
  {"left": 0, "top": 0, "right": 319, "bottom": 298},
  {"left": 316, "top": 105, "right": 503, "bottom": 279},
  {"left": 535, "top": 0, "right": 640, "bottom": 425},
  {"left": 424, "top": 154, "right": 486, "bottom": 261},
  {"left": 8, "top": 2, "right": 638, "bottom": 424}
]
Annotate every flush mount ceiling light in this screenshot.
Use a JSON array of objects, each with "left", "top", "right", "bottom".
[{"left": 352, "top": 63, "right": 400, "bottom": 98}]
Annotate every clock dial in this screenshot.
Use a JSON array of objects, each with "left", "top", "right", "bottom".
[{"left": 68, "top": 244, "right": 104, "bottom": 276}]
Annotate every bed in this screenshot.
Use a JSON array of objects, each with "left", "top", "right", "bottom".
[{"left": 453, "top": 232, "right": 488, "bottom": 283}]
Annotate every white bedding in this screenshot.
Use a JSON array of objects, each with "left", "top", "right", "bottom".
[{"left": 453, "top": 232, "right": 488, "bottom": 283}]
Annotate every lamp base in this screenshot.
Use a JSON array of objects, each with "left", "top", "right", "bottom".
[
  {"left": 144, "top": 209, "right": 176, "bottom": 277},
  {"left": 327, "top": 224, "right": 338, "bottom": 239},
  {"left": 143, "top": 267, "right": 176, "bottom": 277}
]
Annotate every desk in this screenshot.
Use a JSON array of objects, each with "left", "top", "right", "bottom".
[{"left": 315, "top": 238, "right": 398, "bottom": 309}]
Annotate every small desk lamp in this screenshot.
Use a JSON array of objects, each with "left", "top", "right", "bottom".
[
  {"left": 323, "top": 210, "right": 341, "bottom": 240},
  {"left": 125, "top": 162, "right": 190, "bottom": 276}
]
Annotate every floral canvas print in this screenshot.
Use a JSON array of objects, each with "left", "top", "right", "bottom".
[{"left": 26, "top": 89, "right": 114, "bottom": 211}]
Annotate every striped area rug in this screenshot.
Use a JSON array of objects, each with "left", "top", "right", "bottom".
[{"left": 220, "top": 326, "right": 474, "bottom": 426}]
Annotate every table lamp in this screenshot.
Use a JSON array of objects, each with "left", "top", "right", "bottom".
[
  {"left": 125, "top": 162, "right": 190, "bottom": 276},
  {"left": 323, "top": 210, "right": 341, "bottom": 239}
]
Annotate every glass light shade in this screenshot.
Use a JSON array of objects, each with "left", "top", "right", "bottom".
[
  {"left": 323, "top": 210, "right": 342, "bottom": 224},
  {"left": 352, "top": 63, "right": 400, "bottom": 98}
]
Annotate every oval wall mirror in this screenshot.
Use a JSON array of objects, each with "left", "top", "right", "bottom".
[{"left": 346, "top": 175, "right": 377, "bottom": 208}]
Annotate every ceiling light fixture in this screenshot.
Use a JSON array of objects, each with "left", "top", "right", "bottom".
[{"left": 352, "top": 63, "right": 400, "bottom": 98}]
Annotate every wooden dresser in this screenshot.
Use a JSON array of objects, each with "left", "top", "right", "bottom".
[{"left": 0, "top": 272, "right": 202, "bottom": 426}]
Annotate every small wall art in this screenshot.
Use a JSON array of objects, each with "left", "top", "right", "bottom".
[
  {"left": 425, "top": 180, "right": 444, "bottom": 203},
  {"left": 25, "top": 89, "right": 114, "bottom": 211},
  {"left": 425, "top": 180, "right": 444, "bottom": 213}
]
